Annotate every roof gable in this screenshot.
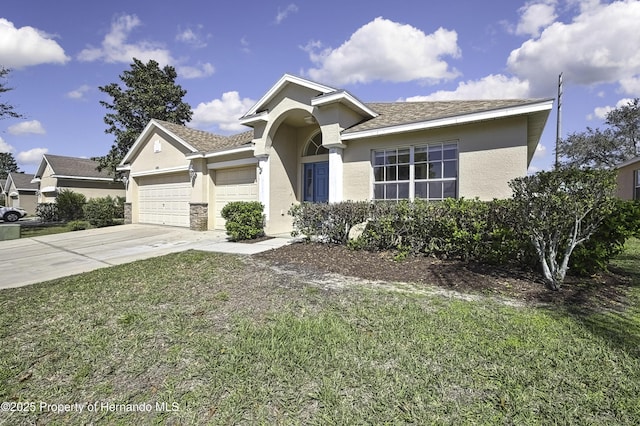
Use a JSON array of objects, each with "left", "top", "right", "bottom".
[
  {"left": 5, "top": 173, "right": 37, "bottom": 191},
  {"left": 243, "top": 74, "right": 336, "bottom": 118},
  {"left": 35, "top": 154, "right": 113, "bottom": 180}
]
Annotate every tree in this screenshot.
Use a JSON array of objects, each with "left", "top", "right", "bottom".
[
  {"left": 509, "top": 168, "right": 617, "bottom": 291},
  {"left": 97, "top": 58, "right": 192, "bottom": 172},
  {"left": 0, "top": 67, "right": 24, "bottom": 120},
  {"left": 0, "top": 152, "right": 20, "bottom": 180},
  {"left": 557, "top": 98, "right": 640, "bottom": 168}
]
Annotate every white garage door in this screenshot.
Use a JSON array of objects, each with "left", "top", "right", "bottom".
[
  {"left": 137, "top": 173, "right": 191, "bottom": 227},
  {"left": 214, "top": 167, "right": 258, "bottom": 230}
]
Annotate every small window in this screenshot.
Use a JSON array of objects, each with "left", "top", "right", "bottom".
[
  {"left": 635, "top": 169, "right": 640, "bottom": 200},
  {"left": 304, "top": 133, "right": 328, "bottom": 156}
]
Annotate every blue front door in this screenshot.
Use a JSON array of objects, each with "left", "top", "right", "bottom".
[{"left": 304, "top": 162, "right": 329, "bottom": 202}]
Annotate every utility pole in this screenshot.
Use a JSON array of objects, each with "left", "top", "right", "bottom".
[{"left": 555, "top": 72, "right": 563, "bottom": 169}]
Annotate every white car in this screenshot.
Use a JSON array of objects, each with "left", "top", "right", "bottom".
[{"left": 0, "top": 205, "right": 27, "bottom": 222}]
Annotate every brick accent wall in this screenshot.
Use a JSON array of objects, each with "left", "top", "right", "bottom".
[
  {"left": 189, "top": 203, "right": 208, "bottom": 231},
  {"left": 124, "top": 202, "right": 132, "bottom": 224}
]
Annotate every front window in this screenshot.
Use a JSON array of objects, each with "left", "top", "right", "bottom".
[
  {"left": 635, "top": 169, "right": 640, "bottom": 200},
  {"left": 304, "top": 132, "right": 328, "bottom": 156},
  {"left": 373, "top": 142, "right": 458, "bottom": 201}
]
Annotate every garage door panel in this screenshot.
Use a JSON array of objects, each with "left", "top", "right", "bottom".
[
  {"left": 137, "top": 173, "right": 190, "bottom": 227},
  {"left": 214, "top": 167, "right": 258, "bottom": 230}
]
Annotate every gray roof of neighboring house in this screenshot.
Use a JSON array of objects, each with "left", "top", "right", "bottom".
[
  {"left": 155, "top": 120, "right": 253, "bottom": 153},
  {"left": 6, "top": 173, "right": 38, "bottom": 191},
  {"left": 41, "top": 154, "right": 113, "bottom": 179},
  {"left": 344, "top": 100, "right": 547, "bottom": 134}
]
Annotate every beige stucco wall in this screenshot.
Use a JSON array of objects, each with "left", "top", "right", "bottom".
[
  {"left": 342, "top": 116, "right": 529, "bottom": 201},
  {"left": 7, "top": 189, "right": 37, "bottom": 215},
  {"left": 266, "top": 124, "right": 299, "bottom": 234},
  {"left": 617, "top": 161, "right": 639, "bottom": 200},
  {"left": 128, "top": 129, "right": 192, "bottom": 174}
]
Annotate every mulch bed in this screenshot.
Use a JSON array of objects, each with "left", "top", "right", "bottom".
[{"left": 255, "top": 242, "right": 634, "bottom": 311}]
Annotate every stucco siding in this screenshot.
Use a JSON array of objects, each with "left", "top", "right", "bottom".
[
  {"left": 617, "top": 162, "right": 639, "bottom": 200},
  {"left": 267, "top": 124, "right": 298, "bottom": 234},
  {"left": 128, "top": 129, "right": 191, "bottom": 174}
]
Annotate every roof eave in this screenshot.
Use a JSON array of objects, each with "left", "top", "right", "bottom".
[
  {"left": 311, "top": 91, "right": 379, "bottom": 118},
  {"left": 341, "top": 99, "right": 554, "bottom": 141},
  {"left": 119, "top": 119, "right": 199, "bottom": 166}
]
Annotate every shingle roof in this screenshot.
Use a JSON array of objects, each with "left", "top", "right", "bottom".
[
  {"left": 44, "top": 154, "right": 113, "bottom": 178},
  {"left": 7, "top": 173, "right": 37, "bottom": 190},
  {"left": 155, "top": 120, "right": 253, "bottom": 152},
  {"left": 344, "top": 100, "right": 546, "bottom": 134}
]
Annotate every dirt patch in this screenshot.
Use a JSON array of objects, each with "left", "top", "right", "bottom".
[{"left": 254, "top": 242, "right": 634, "bottom": 312}]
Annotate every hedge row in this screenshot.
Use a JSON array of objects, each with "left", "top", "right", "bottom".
[{"left": 289, "top": 199, "right": 640, "bottom": 274}]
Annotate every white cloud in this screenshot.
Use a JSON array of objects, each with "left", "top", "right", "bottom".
[
  {"left": 589, "top": 97, "right": 635, "bottom": 120},
  {"left": 8, "top": 120, "right": 45, "bottom": 135},
  {"left": 77, "top": 14, "right": 214, "bottom": 79},
  {"left": 66, "top": 84, "right": 91, "bottom": 100},
  {"left": 404, "top": 74, "right": 530, "bottom": 101},
  {"left": 177, "top": 62, "right": 215, "bottom": 79},
  {"left": 534, "top": 143, "right": 547, "bottom": 158},
  {"left": 190, "top": 91, "right": 256, "bottom": 132},
  {"left": 527, "top": 165, "right": 541, "bottom": 174},
  {"left": 176, "top": 25, "right": 208, "bottom": 48},
  {"left": 17, "top": 148, "right": 48, "bottom": 165},
  {"left": 0, "top": 18, "right": 69, "bottom": 68},
  {"left": 514, "top": 1, "right": 558, "bottom": 37},
  {"left": 240, "top": 37, "right": 251, "bottom": 54},
  {"left": 0, "top": 137, "right": 15, "bottom": 153},
  {"left": 77, "top": 14, "right": 173, "bottom": 65},
  {"left": 303, "top": 17, "right": 461, "bottom": 86},
  {"left": 275, "top": 4, "right": 299, "bottom": 24},
  {"left": 507, "top": 0, "right": 640, "bottom": 96}
]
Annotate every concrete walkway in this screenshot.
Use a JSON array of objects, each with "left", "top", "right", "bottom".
[{"left": 0, "top": 224, "right": 292, "bottom": 290}]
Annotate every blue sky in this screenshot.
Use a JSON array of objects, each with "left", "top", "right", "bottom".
[{"left": 1, "top": 0, "right": 639, "bottom": 174}]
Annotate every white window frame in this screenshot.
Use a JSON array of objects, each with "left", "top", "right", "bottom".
[{"left": 372, "top": 142, "right": 458, "bottom": 201}]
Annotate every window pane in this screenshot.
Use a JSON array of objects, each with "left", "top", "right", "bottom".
[
  {"left": 635, "top": 187, "right": 640, "bottom": 201},
  {"left": 386, "top": 166, "right": 397, "bottom": 181},
  {"left": 374, "top": 166, "right": 385, "bottom": 182},
  {"left": 415, "top": 182, "right": 428, "bottom": 198},
  {"left": 415, "top": 147, "right": 428, "bottom": 163},
  {"left": 374, "top": 184, "right": 384, "bottom": 200},
  {"left": 398, "top": 164, "right": 410, "bottom": 180},
  {"left": 429, "top": 162, "right": 442, "bottom": 179},
  {"left": 443, "top": 144, "right": 457, "bottom": 160},
  {"left": 443, "top": 161, "right": 457, "bottom": 178},
  {"left": 386, "top": 184, "right": 398, "bottom": 199},
  {"left": 398, "top": 149, "right": 410, "bottom": 164},
  {"left": 428, "top": 145, "right": 442, "bottom": 161},
  {"left": 636, "top": 170, "right": 640, "bottom": 185},
  {"left": 398, "top": 183, "right": 409, "bottom": 199},
  {"left": 374, "top": 151, "right": 385, "bottom": 166},
  {"left": 386, "top": 151, "right": 397, "bottom": 165},
  {"left": 443, "top": 181, "right": 456, "bottom": 198},
  {"left": 428, "top": 181, "right": 443, "bottom": 199},
  {"left": 415, "top": 163, "right": 428, "bottom": 180}
]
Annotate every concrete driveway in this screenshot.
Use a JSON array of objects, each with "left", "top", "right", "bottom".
[{"left": 0, "top": 224, "right": 291, "bottom": 290}]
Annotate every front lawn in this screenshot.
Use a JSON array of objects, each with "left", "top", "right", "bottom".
[{"left": 1, "top": 240, "right": 639, "bottom": 424}]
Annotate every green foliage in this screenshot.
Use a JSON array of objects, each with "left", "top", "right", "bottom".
[
  {"left": 83, "top": 196, "right": 119, "bottom": 228},
  {"left": 96, "top": 58, "right": 192, "bottom": 173},
  {"left": 114, "top": 196, "right": 126, "bottom": 219},
  {"left": 0, "top": 152, "right": 20, "bottom": 180},
  {"left": 558, "top": 98, "right": 640, "bottom": 168},
  {"left": 510, "top": 167, "right": 617, "bottom": 290},
  {"left": 0, "top": 67, "right": 24, "bottom": 120},
  {"left": 67, "top": 220, "right": 90, "bottom": 231},
  {"left": 570, "top": 200, "right": 640, "bottom": 275},
  {"left": 289, "top": 201, "right": 371, "bottom": 244},
  {"left": 35, "top": 203, "right": 60, "bottom": 223},
  {"left": 56, "top": 189, "right": 87, "bottom": 221},
  {"left": 221, "top": 201, "right": 265, "bottom": 241}
]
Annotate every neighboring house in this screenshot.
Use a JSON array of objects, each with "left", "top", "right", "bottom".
[
  {"left": 32, "top": 154, "right": 125, "bottom": 203},
  {"left": 118, "top": 74, "right": 553, "bottom": 234},
  {"left": 616, "top": 156, "right": 640, "bottom": 200},
  {"left": 3, "top": 173, "right": 38, "bottom": 214}
]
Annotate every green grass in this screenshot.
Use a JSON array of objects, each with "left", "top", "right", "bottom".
[
  {"left": 19, "top": 224, "right": 71, "bottom": 238},
  {"left": 1, "top": 241, "right": 640, "bottom": 424}
]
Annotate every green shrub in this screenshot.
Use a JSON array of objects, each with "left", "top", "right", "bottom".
[
  {"left": 114, "top": 196, "right": 126, "bottom": 219},
  {"left": 289, "top": 201, "right": 371, "bottom": 243},
  {"left": 56, "top": 189, "right": 87, "bottom": 221},
  {"left": 221, "top": 201, "right": 265, "bottom": 241},
  {"left": 83, "top": 196, "right": 118, "bottom": 228},
  {"left": 36, "top": 203, "right": 60, "bottom": 223},
  {"left": 570, "top": 199, "right": 640, "bottom": 275},
  {"left": 67, "top": 220, "right": 90, "bottom": 231}
]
